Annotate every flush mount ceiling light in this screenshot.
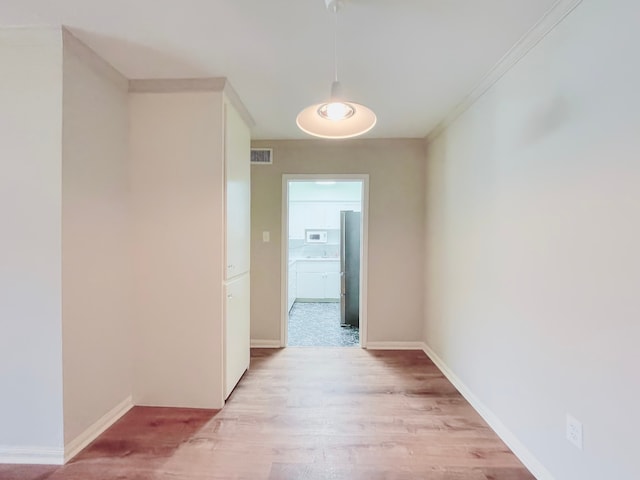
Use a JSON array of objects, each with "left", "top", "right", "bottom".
[{"left": 296, "top": 0, "right": 377, "bottom": 139}]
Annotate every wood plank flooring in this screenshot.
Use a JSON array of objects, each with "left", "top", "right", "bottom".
[{"left": 0, "top": 348, "right": 534, "bottom": 480}]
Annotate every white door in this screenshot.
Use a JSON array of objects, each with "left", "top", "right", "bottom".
[
  {"left": 225, "top": 102, "right": 251, "bottom": 279},
  {"left": 224, "top": 274, "right": 250, "bottom": 399},
  {"left": 224, "top": 99, "right": 251, "bottom": 399}
]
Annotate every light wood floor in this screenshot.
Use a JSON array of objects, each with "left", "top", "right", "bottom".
[{"left": 0, "top": 348, "right": 534, "bottom": 479}]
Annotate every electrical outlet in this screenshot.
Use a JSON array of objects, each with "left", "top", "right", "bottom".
[{"left": 566, "top": 414, "right": 583, "bottom": 450}]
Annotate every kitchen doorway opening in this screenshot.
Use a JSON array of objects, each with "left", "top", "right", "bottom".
[{"left": 281, "top": 175, "right": 368, "bottom": 348}]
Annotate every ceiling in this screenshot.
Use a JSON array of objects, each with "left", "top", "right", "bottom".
[{"left": 1, "top": 0, "right": 559, "bottom": 140}]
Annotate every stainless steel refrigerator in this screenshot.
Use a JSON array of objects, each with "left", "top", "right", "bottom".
[{"left": 340, "top": 211, "right": 360, "bottom": 327}]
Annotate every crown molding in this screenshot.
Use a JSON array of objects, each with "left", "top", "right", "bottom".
[
  {"left": 223, "top": 80, "right": 256, "bottom": 129},
  {"left": 426, "top": 0, "right": 583, "bottom": 144},
  {"left": 62, "top": 27, "right": 128, "bottom": 92},
  {"left": 128, "top": 77, "right": 227, "bottom": 93},
  {"left": 128, "top": 77, "right": 255, "bottom": 128}
]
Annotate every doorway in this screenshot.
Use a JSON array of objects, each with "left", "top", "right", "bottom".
[{"left": 281, "top": 175, "right": 369, "bottom": 348}]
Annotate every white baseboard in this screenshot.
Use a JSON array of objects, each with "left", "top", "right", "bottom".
[
  {"left": 0, "top": 446, "right": 64, "bottom": 465},
  {"left": 366, "top": 341, "right": 426, "bottom": 350},
  {"left": 250, "top": 339, "right": 282, "bottom": 348},
  {"left": 421, "top": 343, "right": 554, "bottom": 480},
  {"left": 64, "top": 395, "right": 133, "bottom": 463}
]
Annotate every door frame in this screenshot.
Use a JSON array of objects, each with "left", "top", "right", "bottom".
[{"left": 280, "top": 174, "right": 370, "bottom": 348}]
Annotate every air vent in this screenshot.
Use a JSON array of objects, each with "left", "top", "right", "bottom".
[{"left": 251, "top": 148, "right": 273, "bottom": 165}]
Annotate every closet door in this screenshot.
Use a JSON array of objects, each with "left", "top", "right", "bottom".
[
  {"left": 224, "top": 99, "right": 251, "bottom": 399},
  {"left": 225, "top": 101, "right": 251, "bottom": 280},
  {"left": 224, "top": 274, "right": 250, "bottom": 398}
]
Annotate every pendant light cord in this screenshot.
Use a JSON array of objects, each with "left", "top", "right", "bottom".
[{"left": 333, "top": 4, "right": 339, "bottom": 83}]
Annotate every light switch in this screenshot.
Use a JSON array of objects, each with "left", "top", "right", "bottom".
[{"left": 262, "top": 231, "right": 270, "bottom": 243}]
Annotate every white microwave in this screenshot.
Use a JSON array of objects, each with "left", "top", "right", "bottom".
[{"left": 305, "top": 230, "right": 328, "bottom": 244}]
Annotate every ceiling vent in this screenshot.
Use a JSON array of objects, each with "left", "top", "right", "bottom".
[{"left": 250, "top": 148, "right": 273, "bottom": 165}]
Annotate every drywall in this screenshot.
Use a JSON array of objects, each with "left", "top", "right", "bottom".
[
  {"left": 424, "top": 0, "right": 640, "bottom": 478},
  {"left": 130, "top": 91, "right": 225, "bottom": 408},
  {"left": 289, "top": 181, "right": 363, "bottom": 202},
  {"left": 0, "top": 28, "right": 64, "bottom": 460},
  {"left": 250, "top": 139, "right": 425, "bottom": 344},
  {"left": 61, "top": 32, "right": 132, "bottom": 449}
]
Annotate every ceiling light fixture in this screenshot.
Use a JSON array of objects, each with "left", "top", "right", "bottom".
[{"left": 296, "top": 0, "right": 376, "bottom": 139}]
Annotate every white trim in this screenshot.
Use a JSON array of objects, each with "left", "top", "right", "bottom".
[
  {"left": 280, "top": 176, "right": 289, "bottom": 348},
  {"left": 128, "top": 77, "right": 227, "bottom": 93},
  {"left": 64, "top": 396, "right": 133, "bottom": 463},
  {"left": 281, "top": 174, "right": 370, "bottom": 348},
  {"left": 421, "top": 343, "right": 555, "bottom": 480},
  {"left": 0, "top": 446, "right": 64, "bottom": 465},
  {"left": 128, "top": 78, "right": 255, "bottom": 129},
  {"left": 360, "top": 176, "right": 369, "bottom": 348},
  {"left": 222, "top": 82, "right": 256, "bottom": 129},
  {"left": 250, "top": 339, "right": 282, "bottom": 348},
  {"left": 366, "top": 341, "right": 426, "bottom": 350},
  {"left": 426, "top": 0, "right": 583, "bottom": 143}
]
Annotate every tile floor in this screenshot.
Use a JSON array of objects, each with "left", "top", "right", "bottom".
[{"left": 287, "top": 302, "right": 359, "bottom": 347}]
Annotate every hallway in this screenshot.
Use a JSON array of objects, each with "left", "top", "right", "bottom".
[{"left": 1, "top": 348, "right": 533, "bottom": 480}]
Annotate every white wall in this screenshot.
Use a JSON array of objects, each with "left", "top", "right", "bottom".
[
  {"left": 424, "top": 0, "right": 640, "bottom": 478},
  {"left": 130, "top": 91, "right": 225, "bottom": 408},
  {"left": 61, "top": 32, "right": 132, "bottom": 448},
  {"left": 251, "top": 139, "right": 425, "bottom": 344},
  {"left": 0, "top": 28, "right": 65, "bottom": 459},
  {"left": 1, "top": 29, "right": 243, "bottom": 459},
  {"left": 289, "top": 181, "right": 363, "bottom": 202}
]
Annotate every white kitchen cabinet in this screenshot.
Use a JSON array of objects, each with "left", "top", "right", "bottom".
[
  {"left": 130, "top": 81, "right": 252, "bottom": 409},
  {"left": 297, "top": 260, "right": 340, "bottom": 273},
  {"left": 289, "top": 201, "right": 361, "bottom": 233},
  {"left": 323, "top": 203, "right": 349, "bottom": 229},
  {"left": 335, "top": 201, "right": 361, "bottom": 221},
  {"left": 224, "top": 274, "right": 250, "bottom": 398},
  {"left": 303, "top": 203, "right": 328, "bottom": 229},
  {"left": 223, "top": 97, "right": 251, "bottom": 400},
  {"left": 295, "top": 260, "right": 340, "bottom": 300},
  {"left": 288, "top": 203, "right": 306, "bottom": 239},
  {"left": 225, "top": 101, "right": 251, "bottom": 280},
  {"left": 296, "top": 272, "right": 326, "bottom": 299},
  {"left": 324, "top": 271, "right": 341, "bottom": 298}
]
